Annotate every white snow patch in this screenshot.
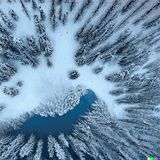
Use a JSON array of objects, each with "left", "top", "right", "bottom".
[
  {"left": 0, "top": 1, "right": 124, "bottom": 122},
  {"left": 0, "top": 59, "right": 74, "bottom": 121}
]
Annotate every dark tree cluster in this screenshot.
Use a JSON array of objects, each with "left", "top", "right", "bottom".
[
  {"left": 3, "top": 86, "right": 19, "bottom": 97},
  {"left": 68, "top": 70, "right": 80, "bottom": 80}
]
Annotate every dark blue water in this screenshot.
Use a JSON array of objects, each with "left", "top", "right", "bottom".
[
  {"left": 9, "top": 89, "right": 96, "bottom": 160},
  {"left": 18, "top": 89, "right": 96, "bottom": 137}
]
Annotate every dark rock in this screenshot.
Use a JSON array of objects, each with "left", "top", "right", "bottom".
[
  {"left": 17, "top": 81, "right": 23, "bottom": 87},
  {"left": 0, "top": 105, "right": 5, "bottom": 112}
]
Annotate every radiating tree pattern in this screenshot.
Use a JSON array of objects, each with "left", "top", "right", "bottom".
[{"left": 0, "top": 0, "right": 160, "bottom": 159}]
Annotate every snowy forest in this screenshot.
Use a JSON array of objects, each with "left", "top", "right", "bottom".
[{"left": 0, "top": 0, "right": 160, "bottom": 159}]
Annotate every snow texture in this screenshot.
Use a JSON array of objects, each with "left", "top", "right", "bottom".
[{"left": 0, "top": 0, "right": 160, "bottom": 159}]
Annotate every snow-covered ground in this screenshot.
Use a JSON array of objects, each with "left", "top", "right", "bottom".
[
  {"left": 0, "top": 1, "right": 124, "bottom": 121},
  {"left": 0, "top": 1, "right": 160, "bottom": 159}
]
